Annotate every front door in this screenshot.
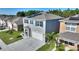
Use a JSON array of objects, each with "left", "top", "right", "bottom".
[
  {"left": 25, "top": 28, "right": 29, "bottom": 37},
  {"left": 25, "top": 28, "right": 31, "bottom": 37}
]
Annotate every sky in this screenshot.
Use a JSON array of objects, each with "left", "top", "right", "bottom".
[{"left": 0, "top": 8, "right": 77, "bottom": 15}]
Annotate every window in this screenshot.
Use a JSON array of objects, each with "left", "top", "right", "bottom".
[
  {"left": 66, "top": 26, "right": 76, "bottom": 32},
  {"left": 65, "top": 22, "right": 71, "bottom": 25},
  {"left": 35, "top": 21, "right": 43, "bottom": 27},
  {"left": 65, "top": 22, "right": 76, "bottom": 26},
  {"left": 24, "top": 20, "right": 28, "bottom": 23},
  {"left": 71, "top": 27, "right": 75, "bottom": 31},
  {"left": 69, "top": 42, "right": 74, "bottom": 46},
  {"left": 71, "top": 23, "right": 76, "bottom": 26},
  {"left": 40, "top": 21, "right": 43, "bottom": 27},
  {"left": 65, "top": 22, "right": 77, "bottom": 32},
  {"left": 64, "top": 41, "right": 68, "bottom": 44},
  {"left": 66, "top": 27, "right": 70, "bottom": 30},
  {"left": 60, "top": 40, "right": 74, "bottom": 46},
  {"left": 35, "top": 21, "right": 39, "bottom": 26},
  {"left": 30, "top": 20, "right": 33, "bottom": 24}
]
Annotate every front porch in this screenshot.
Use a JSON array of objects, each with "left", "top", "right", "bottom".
[
  {"left": 24, "top": 26, "right": 45, "bottom": 42},
  {"left": 59, "top": 32, "right": 79, "bottom": 51},
  {"left": 59, "top": 39, "right": 77, "bottom": 51}
]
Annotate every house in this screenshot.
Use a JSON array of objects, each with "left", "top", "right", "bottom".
[
  {"left": 13, "top": 17, "right": 23, "bottom": 31},
  {"left": 59, "top": 14, "right": 79, "bottom": 50},
  {"left": 6, "top": 17, "right": 23, "bottom": 31},
  {"left": 0, "top": 16, "right": 8, "bottom": 29},
  {"left": 0, "top": 15, "right": 23, "bottom": 31},
  {"left": 23, "top": 12, "right": 62, "bottom": 43}
]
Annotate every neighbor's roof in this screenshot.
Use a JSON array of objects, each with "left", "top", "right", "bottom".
[
  {"left": 59, "top": 32, "right": 79, "bottom": 44},
  {"left": 0, "top": 16, "right": 23, "bottom": 25},
  {"left": 60, "top": 14, "right": 79, "bottom": 23},
  {"left": 25, "top": 12, "right": 63, "bottom": 21},
  {"left": 14, "top": 17, "right": 23, "bottom": 25}
]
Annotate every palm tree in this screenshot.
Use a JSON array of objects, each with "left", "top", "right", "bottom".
[{"left": 46, "top": 32, "right": 59, "bottom": 45}]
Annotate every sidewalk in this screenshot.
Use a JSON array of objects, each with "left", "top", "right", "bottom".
[{"left": 0, "top": 29, "right": 9, "bottom": 32}]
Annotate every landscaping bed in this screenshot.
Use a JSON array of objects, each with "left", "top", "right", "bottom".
[
  {"left": 0, "top": 30, "right": 22, "bottom": 45},
  {"left": 37, "top": 42, "right": 55, "bottom": 51}
]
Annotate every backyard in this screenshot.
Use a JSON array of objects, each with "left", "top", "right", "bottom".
[{"left": 0, "top": 30, "right": 22, "bottom": 45}]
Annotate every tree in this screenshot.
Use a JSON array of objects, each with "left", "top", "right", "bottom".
[
  {"left": 75, "top": 8, "right": 79, "bottom": 14},
  {"left": 16, "top": 11, "right": 25, "bottom": 17},
  {"left": 48, "top": 8, "right": 79, "bottom": 18},
  {"left": 46, "top": 32, "right": 65, "bottom": 51},
  {"left": 16, "top": 10, "right": 41, "bottom": 17},
  {"left": 46, "top": 32, "right": 59, "bottom": 45},
  {"left": 25, "top": 10, "right": 40, "bottom": 16}
]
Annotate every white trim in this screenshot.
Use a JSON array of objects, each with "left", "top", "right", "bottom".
[{"left": 65, "top": 23, "right": 77, "bottom": 33}]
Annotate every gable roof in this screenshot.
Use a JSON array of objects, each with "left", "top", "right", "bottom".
[
  {"left": 25, "top": 12, "right": 63, "bottom": 21},
  {"left": 14, "top": 17, "right": 23, "bottom": 25}
]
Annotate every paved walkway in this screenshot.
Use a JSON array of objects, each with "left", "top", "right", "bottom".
[
  {"left": 0, "top": 29, "right": 9, "bottom": 32},
  {"left": 0, "top": 37, "right": 45, "bottom": 51}
]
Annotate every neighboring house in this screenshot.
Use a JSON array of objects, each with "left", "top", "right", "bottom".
[
  {"left": 59, "top": 14, "right": 79, "bottom": 50},
  {"left": 6, "top": 17, "right": 23, "bottom": 31},
  {"left": 0, "top": 16, "right": 23, "bottom": 31},
  {"left": 23, "top": 12, "right": 62, "bottom": 43},
  {"left": 13, "top": 17, "right": 23, "bottom": 31},
  {"left": 0, "top": 17, "right": 8, "bottom": 29},
  {"left": 0, "top": 19, "right": 5, "bottom": 26}
]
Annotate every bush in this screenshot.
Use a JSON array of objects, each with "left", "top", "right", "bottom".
[
  {"left": 56, "top": 43, "right": 65, "bottom": 51},
  {"left": 6, "top": 30, "right": 15, "bottom": 34},
  {"left": 37, "top": 41, "right": 55, "bottom": 51},
  {"left": 0, "top": 26, "right": 5, "bottom": 30},
  {"left": 68, "top": 49, "right": 75, "bottom": 51},
  {"left": 17, "top": 35, "right": 22, "bottom": 38}
]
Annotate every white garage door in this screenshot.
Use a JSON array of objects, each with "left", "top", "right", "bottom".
[{"left": 32, "top": 31, "right": 44, "bottom": 41}]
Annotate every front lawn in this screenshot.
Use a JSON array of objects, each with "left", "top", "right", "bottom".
[
  {"left": 37, "top": 41, "right": 55, "bottom": 51},
  {"left": 0, "top": 30, "right": 22, "bottom": 45}
]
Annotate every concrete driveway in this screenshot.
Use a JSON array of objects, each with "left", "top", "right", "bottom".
[{"left": 0, "top": 37, "right": 45, "bottom": 51}]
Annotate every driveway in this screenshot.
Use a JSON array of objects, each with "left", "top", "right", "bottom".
[{"left": 0, "top": 37, "right": 45, "bottom": 51}]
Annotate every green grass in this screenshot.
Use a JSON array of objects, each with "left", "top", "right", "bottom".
[
  {"left": 37, "top": 42, "right": 55, "bottom": 51},
  {"left": 56, "top": 43, "right": 65, "bottom": 51},
  {"left": 68, "top": 49, "right": 75, "bottom": 51},
  {"left": 0, "top": 30, "right": 22, "bottom": 45}
]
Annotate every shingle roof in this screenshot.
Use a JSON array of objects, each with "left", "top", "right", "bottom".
[
  {"left": 69, "top": 14, "right": 79, "bottom": 20},
  {"left": 60, "top": 17, "right": 79, "bottom": 23},
  {"left": 14, "top": 17, "right": 23, "bottom": 25},
  {"left": 25, "top": 12, "right": 63, "bottom": 21},
  {"left": 60, "top": 14, "right": 79, "bottom": 23},
  {"left": 59, "top": 32, "right": 79, "bottom": 44},
  {"left": 0, "top": 16, "right": 23, "bottom": 25},
  {"left": 0, "top": 16, "right": 17, "bottom": 21}
]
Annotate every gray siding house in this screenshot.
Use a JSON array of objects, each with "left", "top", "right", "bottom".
[{"left": 23, "top": 12, "right": 62, "bottom": 43}]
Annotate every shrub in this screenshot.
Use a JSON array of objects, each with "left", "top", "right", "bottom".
[
  {"left": 56, "top": 43, "right": 65, "bottom": 51},
  {"left": 6, "top": 30, "right": 15, "bottom": 34},
  {"left": 17, "top": 35, "right": 22, "bottom": 38},
  {"left": 68, "top": 49, "right": 75, "bottom": 51}
]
